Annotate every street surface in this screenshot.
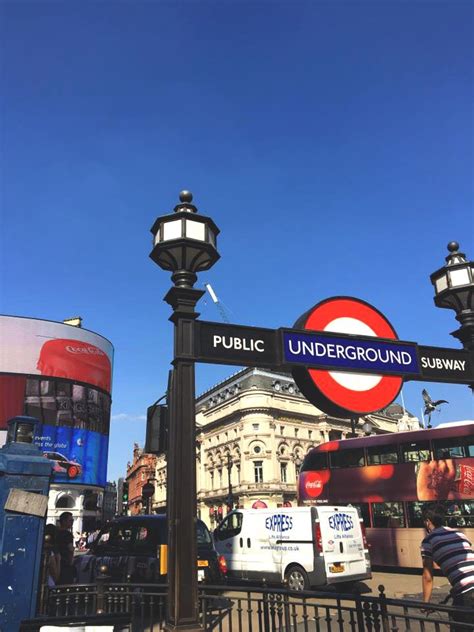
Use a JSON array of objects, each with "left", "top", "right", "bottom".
[{"left": 216, "top": 571, "right": 454, "bottom": 632}]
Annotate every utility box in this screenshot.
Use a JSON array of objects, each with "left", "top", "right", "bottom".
[{"left": 0, "top": 416, "right": 52, "bottom": 631}]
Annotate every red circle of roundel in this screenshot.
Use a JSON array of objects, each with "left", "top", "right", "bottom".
[{"left": 298, "top": 297, "right": 403, "bottom": 415}]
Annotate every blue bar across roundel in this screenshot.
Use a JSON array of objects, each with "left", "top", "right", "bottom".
[{"left": 283, "top": 331, "right": 419, "bottom": 376}]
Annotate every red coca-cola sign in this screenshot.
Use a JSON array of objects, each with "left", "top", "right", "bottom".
[{"left": 304, "top": 472, "right": 325, "bottom": 498}]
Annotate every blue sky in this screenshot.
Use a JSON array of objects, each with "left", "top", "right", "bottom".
[{"left": 1, "top": 1, "right": 472, "bottom": 482}]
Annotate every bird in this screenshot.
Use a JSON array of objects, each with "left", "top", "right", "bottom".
[{"left": 422, "top": 389, "right": 448, "bottom": 427}]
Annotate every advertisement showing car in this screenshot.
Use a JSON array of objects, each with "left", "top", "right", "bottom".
[{"left": 35, "top": 423, "right": 109, "bottom": 486}]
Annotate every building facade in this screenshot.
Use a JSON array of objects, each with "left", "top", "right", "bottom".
[
  {"left": 147, "top": 368, "right": 412, "bottom": 528},
  {"left": 126, "top": 443, "right": 158, "bottom": 515}
]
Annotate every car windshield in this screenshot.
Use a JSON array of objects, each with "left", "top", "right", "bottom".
[
  {"left": 91, "top": 519, "right": 211, "bottom": 554},
  {"left": 197, "top": 521, "right": 212, "bottom": 546}
]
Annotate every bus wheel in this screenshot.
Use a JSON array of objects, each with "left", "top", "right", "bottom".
[{"left": 285, "top": 565, "right": 310, "bottom": 592}]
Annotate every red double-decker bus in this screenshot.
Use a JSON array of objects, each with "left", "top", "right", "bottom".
[{"left": 298, "top": 422, "right": 474, "bottom": 568}]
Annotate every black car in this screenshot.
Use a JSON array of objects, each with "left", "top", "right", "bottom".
[{"left": 74, "top": 515, "right": 227, "bottom": 584}]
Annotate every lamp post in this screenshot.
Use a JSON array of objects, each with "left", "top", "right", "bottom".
[
  {"left": 430, "top": 241, "right": 474, "bottom": 351},
  {"left": 349, "top": 416, "right": 359, "bottom": 438},
  {"left": 150, "top": 191, "right": 220, "bottom": 631},
  {"left": 226, "top": 453, "right": 234, "bottom": 513}
]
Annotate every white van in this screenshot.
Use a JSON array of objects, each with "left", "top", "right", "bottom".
[{"left": 213, "top": 506, "right": 371, "bottom": 591}]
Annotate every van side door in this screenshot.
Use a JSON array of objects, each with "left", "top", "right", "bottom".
[{"left": 213, "top": 512, "right": 244, "bottom": 579}]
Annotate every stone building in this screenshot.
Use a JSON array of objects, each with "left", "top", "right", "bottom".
[
  {"left": 149, "top": 368, "right": 409, "bottom": 528},
  {"left": 126, "top": 443, "right": 158, "bottom": 515}
]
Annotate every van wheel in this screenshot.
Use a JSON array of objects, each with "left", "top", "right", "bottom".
[{"left": 285, "top": 565, "right": 310, "bottom": 592}]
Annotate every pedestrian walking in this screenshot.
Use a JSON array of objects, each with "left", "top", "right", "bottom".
[
  {"left": 421, "top": 503, "right": 474, "bottom": 631},
  {"left": 56, "top": 511, "right": 75, "bottom": 584}
]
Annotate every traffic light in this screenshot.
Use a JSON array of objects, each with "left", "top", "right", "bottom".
[
  {"left": 121, "top": 481, "right": 129, "bottom": 515},
  {"left": 145, "top": 404, "right": 168, "bottom": 455}
]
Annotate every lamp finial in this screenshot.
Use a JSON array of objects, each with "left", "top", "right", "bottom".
[{"left": 179, "top": 190, "right": 193, "bottom": 204}]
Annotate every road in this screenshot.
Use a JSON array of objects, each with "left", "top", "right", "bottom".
[
  {"left": 363, "top": 569, "right": 451, "bottom": 602},
  {"left": 215, "top": 571, "right": 454, "bottom": 632}
]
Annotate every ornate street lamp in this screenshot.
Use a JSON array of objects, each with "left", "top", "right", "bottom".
[
  {"left": 430, "top": 241, "right": 474, "bottom": 351},
  {"left": 226, "top": 453, "right": 234, "bottom": 513},
  {"left": 150, "top": 191, "right": 220, "bottom": 631}
]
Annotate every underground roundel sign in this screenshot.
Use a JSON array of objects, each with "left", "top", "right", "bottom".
[{"left": 291, "top": 297, "right": 403, "bottom": 417}]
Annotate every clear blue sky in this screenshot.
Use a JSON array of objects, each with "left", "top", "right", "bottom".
[{"left": 1, "top": 1, "right": 472, "bottom": 482}]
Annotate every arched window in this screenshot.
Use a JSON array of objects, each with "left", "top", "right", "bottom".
[{"left": 55, "top": 495, "right": 74, "bottom": 509}]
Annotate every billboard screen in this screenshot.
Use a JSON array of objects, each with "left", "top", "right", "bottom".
[
  {"left": 0, "top": 316, "right": 113, "bottom": 393},
  {"left": 0, "top": 316, "right": 113, "bottom": 487},
  {"left": 0, "top": 374, "right": 111, "bottom": 487}
]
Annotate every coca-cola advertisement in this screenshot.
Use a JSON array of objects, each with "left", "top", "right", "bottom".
[
  {"left": 299, "top": 458, "right": 474, "bottom": 503},
  {"left": 0, "top": 316, "right": 113, "bottom": 394},
  {"left": 0, "top": 316, "right": 113, "bottom": 487}
]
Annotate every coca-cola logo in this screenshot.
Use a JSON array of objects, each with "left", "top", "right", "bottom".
[
  {"left": 65, "top": 345, "right": 105, "bottom": 356},
  {"left": 304, "top": 472, "right": 325, "bottom": 498}
]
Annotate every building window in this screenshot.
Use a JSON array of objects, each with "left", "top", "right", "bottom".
[
  {"left": 210, "top": 471, "right": 214, "bottom": 489},
  {"left": 280, "top": 462, "right": 287, "bottom": 483},
  {"left": 308, "top": 430, "right": 312, "bottom": 440},
  {"left": 237, "top": 465, "right": 241, "bottom": 484},
  {"left": 252, "top": 423, "right": 259, "bottom": 432},
  {"left": 254, "top": 461, "right": 263, "bottom": 483},
  {"left": 218, "top": 469, "right": 223, "bottom": 487},
  {"left": 294, "top": 428, "right": 299, "bottom": 437}
]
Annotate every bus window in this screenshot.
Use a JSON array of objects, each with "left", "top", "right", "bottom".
[
  {"left": 446, "top": 501, "right": 474, "bottom": 528},
  {"left": 407, "top": 501, "right": 432, "bottom": 527},
  {"left": 401, "top": 441, "right": 430, "bottom": 463},
  {"left": 301, "top": 452, "right": 328, "bottom": 471},
  {"left": 329, "top": 448, "right": 365, "bottom": 469},
  {"left": 351, "top": 503, "right": 371, "bottom": 527},
  {"left": 372, "top": 502, "right": 406, "bottom": 528},
  {"left": 407, "top": 501, "right": 474, "bottom": 528},
  {"left": 367, "top": 445, "right": 399, "bottom": 465},
  {"left": 433, "top": 437, "right": 470, "bottom": 459}
]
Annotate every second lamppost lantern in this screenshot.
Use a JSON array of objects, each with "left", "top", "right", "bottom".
[
  {"left": 150, "top": 191, "right": 220, "bottom": 631},
  {"left": 430, "top": 241, "right": 474, "bottom": 352}
]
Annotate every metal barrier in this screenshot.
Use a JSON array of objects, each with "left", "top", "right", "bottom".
[{"left": 21, "top": 582, "right": 474, "bottom": 631}]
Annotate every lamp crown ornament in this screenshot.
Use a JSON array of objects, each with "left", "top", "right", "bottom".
[{"left": 445, "top": 241, "right": 468, "bottom": 266}]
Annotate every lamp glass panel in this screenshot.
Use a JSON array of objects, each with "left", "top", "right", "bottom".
[
  {"left": 435, "top": 274, "right": 448, "bottom": 294},
  {"left": 162, "top": 219, "right": 182, "bottom": 241},
  {"left": 185, "top": 218, "right": 206, "bottom": 242},
  {"left": 208, "top": 228, "right": 216, "bottom": 246},
  {"left": 449, "top": 267, "right": 471, "bottom": 288},
  {"left": 153, "top": 228, "right": 161, "bottom": 246}
]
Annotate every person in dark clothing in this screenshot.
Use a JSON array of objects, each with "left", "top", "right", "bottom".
[
  {"left": 421, "top": 504, "right": 474, "bottom": 631},
  {"left": 56, "top": 511, "right": 75, "bottom": 584}
]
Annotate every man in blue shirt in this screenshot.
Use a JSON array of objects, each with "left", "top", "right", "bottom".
[{"left": 421, "top": 504, "right": 474, "bottom": 631}]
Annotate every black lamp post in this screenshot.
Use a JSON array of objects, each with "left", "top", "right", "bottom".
[
  {"left": 226, "top": 452, "right": 234, "bottom": 513},
  {"left": 430, "top": 241, "right": 474, "bottom": 351},
  {"left": 150, "top": 191, "right": 220, "bottom": 631}
]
